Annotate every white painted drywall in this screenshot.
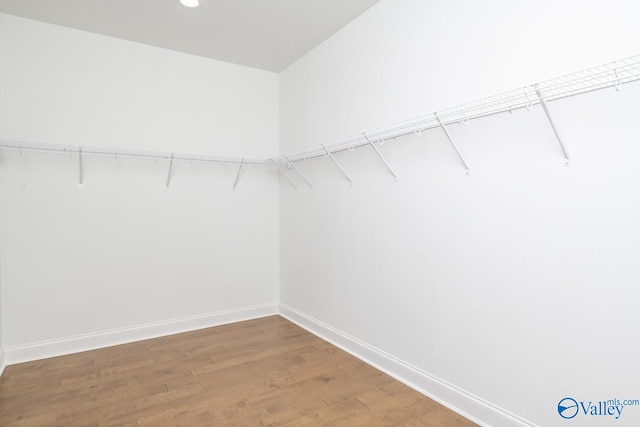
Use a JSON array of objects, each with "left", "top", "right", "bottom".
[
  {"left": 279, "top": 1, "right": 640, "bottom": 426},
  {"left": 0, "top": 14, "right": 279, "bottom": 355},
  {"left": 3, "top": 3, "right": 640, "bottom": 425}
]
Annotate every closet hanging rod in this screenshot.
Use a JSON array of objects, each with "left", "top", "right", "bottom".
[
  {"left": 1, "top": 55, "right": 639, "bottom": 169},
  {"left": 0, "top": 140, "right": 266, "bottom": 166},
  {"left": 271, "top": 54, "right": 640, "bottom": 165}
]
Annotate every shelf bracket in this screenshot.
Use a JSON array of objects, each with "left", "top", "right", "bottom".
[
  {"left": 276, "top": 164, "right": 298, "bottom": 189},
  {"left": 79, "top": 146, "right": 84, "bottom": 187},
  {"left": 166, "top": 153, "right": 174, "bottom": 188},
  {"left": 285, "top": 155, "right": 312, "bottom": 188},
  {"left": 435, "top": 114, "right": 470, "bottom": 172},
  {"left": 534, "top": 84, "right": 570, "bottom": 164},
  {"left": 363, "top": 133, "right": 397, "bottom": 180},
  {"left": 233, "top": 159, "right": 245, "bottom": 190},
  {"left": 322, "top": 145, "right": 352, "bottom": 184}
]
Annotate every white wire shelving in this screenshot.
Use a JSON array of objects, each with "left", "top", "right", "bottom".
[
  {"left": 0, "top": 139, "right": 266, "bottom": 188},
  {"left": 2, "top": 54, "right": 639, "bottom": 187},
  {"left": 0, "top": 139, "right": 265, "bottom": 166},
  {"left": 271, "top": 55, "right": 640, "bottom": 165}
]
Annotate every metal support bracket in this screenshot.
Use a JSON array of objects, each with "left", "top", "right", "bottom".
[
  {"left": 435, "top": 114, "right": 470, "bottom": 173},
  {"left": 285, "top": 155, "right": 312, "bottom": 188},
  {"left": 166, "top": 153, "right": 174, "bottom": 188},
  {"left": 79, "top": 146, "right": 84, "bottom": 187},
  {"left": 322, "top": 145, "right": 352, "bottom": 184},
  {"left": 534, "top": 84, "right": 570, "bottom": 165},
  {"left": 363, "top": 133, "right": 397, "bottom": 180},
  {"left": 276, "top": 163, "right": 298, "bottom": 189},
  {"left": 233, "top": 159, "right": 245, "bottom": 190}
]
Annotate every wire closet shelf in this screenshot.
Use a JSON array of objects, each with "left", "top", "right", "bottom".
[
  {"left": 269, "top": 54, "right": 640, "bottom": 165},
  {"left": 1, "top": 54, "right": 639, "bottom": 173},
  {"left": 0, "top": 140, "right": 265, "bottom": 166}
]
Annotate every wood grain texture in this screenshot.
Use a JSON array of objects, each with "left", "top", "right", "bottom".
[{"left": 0, "top": 316, "right": 477, "bottom": 426}]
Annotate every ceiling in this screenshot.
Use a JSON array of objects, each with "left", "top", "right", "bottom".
[{"left": 0, "top": 0, "right": 381, "bottom": 72}]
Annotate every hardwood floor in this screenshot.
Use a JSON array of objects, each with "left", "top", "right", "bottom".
[{"left": 0, "top": 316, "right": 477, "bottom": 426}]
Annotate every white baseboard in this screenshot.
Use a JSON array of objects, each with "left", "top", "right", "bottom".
[
  {"left": 279, "top": 303, "right": 538, "bottom": 427},
  {"left": 0, "top": 348, "right": 5, "bottom": 378},
  {"left": 4, "top": 303, "right": 278, "bottom": 366}
]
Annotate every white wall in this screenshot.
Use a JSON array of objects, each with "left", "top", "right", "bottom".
[
  {"left": 2, "top": 3, "right": 640, "bottom": 425},
  {"left": 279, "top": 1, "right": 640, "bottom": 426},
  {"left": 0, "top": 14, "right": 279, "bottom": 360}
]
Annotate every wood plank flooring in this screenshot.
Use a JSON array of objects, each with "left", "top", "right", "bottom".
[{"left": 0, "top": 316, "right": 477, "bottom": 426}]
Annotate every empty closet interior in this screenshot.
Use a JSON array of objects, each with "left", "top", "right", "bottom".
[{"left": 1, "top": 1, "right": 640, "bottom": 426}]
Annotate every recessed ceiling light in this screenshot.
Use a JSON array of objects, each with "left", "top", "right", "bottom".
[{"left": 179, "top": 0, "right": 199, "bottom": 7}]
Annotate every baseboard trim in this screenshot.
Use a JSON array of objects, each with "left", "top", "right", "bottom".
[
  {"left": 0, "top": 348, "right": 6, "bottom": 378},
  {"left": 4, "top": 303, "right": 279, "bottom": 366},
  {"left": 279, "top": 303, "right": 538, "bottom": 427}
]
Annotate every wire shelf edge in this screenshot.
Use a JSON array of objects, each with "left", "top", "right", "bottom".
[
  {"left": 2, "top": 54, "right": 639, "bottom": 170},
  {"left": 271, "top": 54, "right": 640, "bottom": 164}
]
